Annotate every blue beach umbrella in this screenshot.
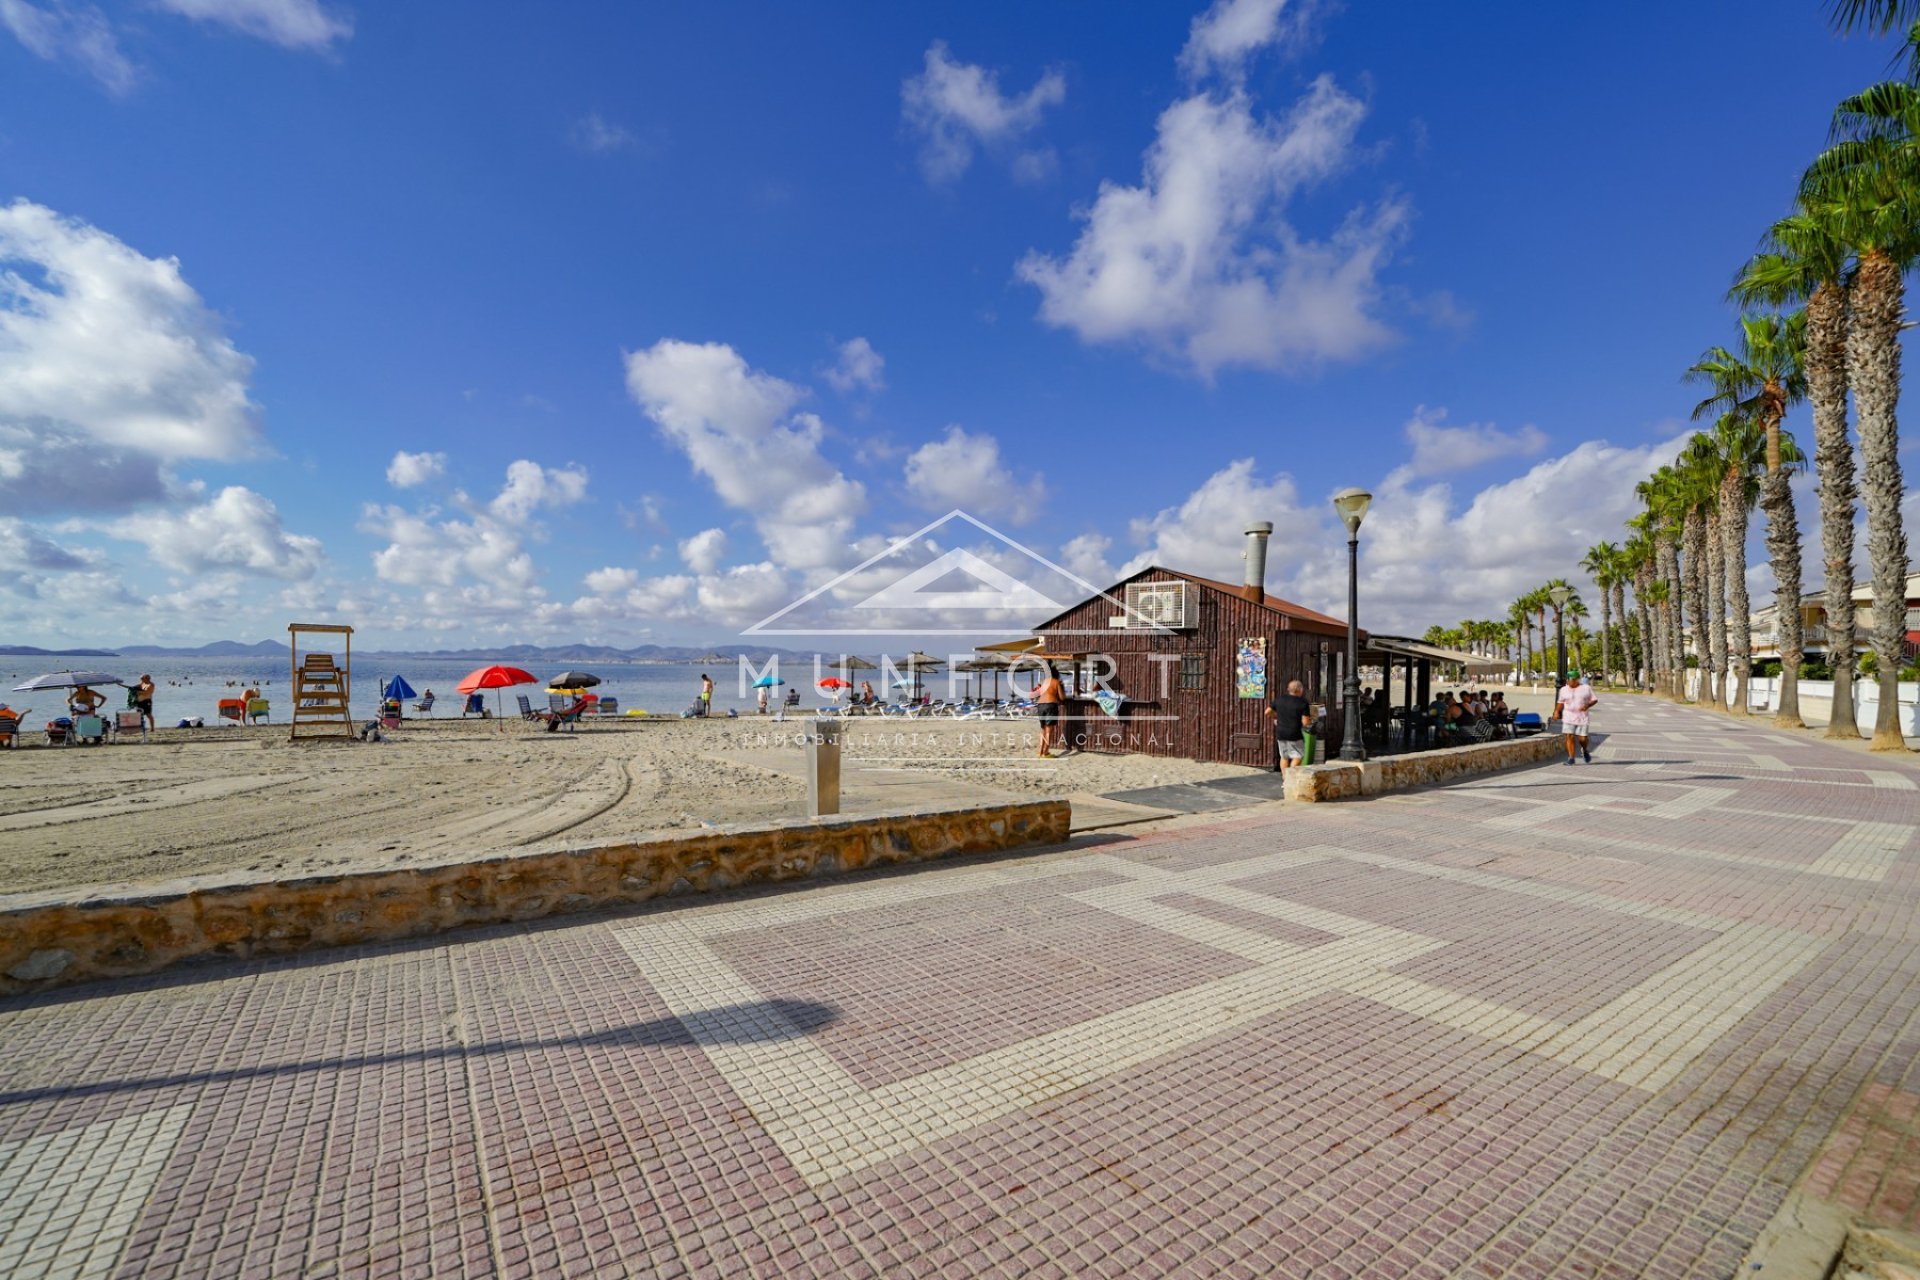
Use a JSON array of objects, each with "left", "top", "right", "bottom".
[
  {"left": 750, "top": 675, "right": 785, "bottom": 688},
  {"left": 381, "top": 675, "right": 417, "bottom": 701}
]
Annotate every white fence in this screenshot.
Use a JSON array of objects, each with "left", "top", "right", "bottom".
[{"left": 1737, "top": 675, "right": 1919, "bottom": 736}]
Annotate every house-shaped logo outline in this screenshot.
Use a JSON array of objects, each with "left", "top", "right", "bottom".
[{"left": 741, "top": 509, "right": 1174, "bottom": 637}]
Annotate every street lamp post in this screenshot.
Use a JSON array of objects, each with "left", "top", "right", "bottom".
[
  {"left": 1332, "top": 488, "right": 1373, "bottom": 762},
  {"left": 1549, "top": 584, "right": 1572, "bottom": 689}
]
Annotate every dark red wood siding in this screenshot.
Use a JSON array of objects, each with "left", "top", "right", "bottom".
[{"left": 1039, "top": 568, "right": 1353, "bottom": 766}]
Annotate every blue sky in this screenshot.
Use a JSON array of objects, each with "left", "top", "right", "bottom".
[{"left": 0, "top": 0, "right": 1904, "bottom": 649}]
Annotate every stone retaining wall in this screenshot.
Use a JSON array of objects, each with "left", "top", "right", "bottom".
[
  {"left": 0, "top": 799, "right": 1070, "bottom": 996},
  {"left": 1284, "top": 734, "right": 1564, "bottom": 801}
]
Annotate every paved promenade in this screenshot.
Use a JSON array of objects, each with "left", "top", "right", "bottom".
[{"left": 4, "top": 697, "right": 1919, "bottom": 1278}]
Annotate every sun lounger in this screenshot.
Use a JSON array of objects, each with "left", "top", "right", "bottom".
[{"left": 539, "top": 695, "right": 589, "bottom": 733}]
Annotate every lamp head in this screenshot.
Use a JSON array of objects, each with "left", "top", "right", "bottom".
[
  {"left": 1548, "top": 585, "right": 1571, "bottom": 608},
  {"left": 1331, "top": 487, "right": 1373, "bottom": 535}
]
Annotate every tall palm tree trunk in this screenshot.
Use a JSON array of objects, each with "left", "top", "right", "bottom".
[
  {"left": 1660, "top": 535, "right": 1685, "bottom": 698},
  {"left": 1634, "top": 572, "right": 1653, "bottom": 688},
  {"left": 1683, "top": 510, "right": 1709, "bottom": 702},
  {"left": 1762, "top": 468, "right": 1806, "bottom": 728},
  {"left": 1612, "top": 579, "right": 1627, "bottom": 686},
  {"left": 1707, "top": 512, "right": 1729, "bottom": 710},
  {"left": 1849, "top": 248, "right": 1910, "bottom": 750},
  {"left": 1809, "top": 278, "right": 1860, "bottom": 738},
  {"left": 1721, "top": 470, "right": 1753, "bottom": 716},
  {"left": 1598, "top": 589, "right": 1612, "bottom": 689}
]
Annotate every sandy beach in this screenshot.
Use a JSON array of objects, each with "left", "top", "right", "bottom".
[{"left": 0, "top": 713, "right": 1258, "bottom": 895}]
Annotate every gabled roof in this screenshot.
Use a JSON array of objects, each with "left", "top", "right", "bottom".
[{"left": 1031, "top": 564, "right": 1350, "bottom": 634}]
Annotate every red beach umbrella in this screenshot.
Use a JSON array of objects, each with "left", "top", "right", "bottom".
[
  {"left": 455, "top": 665, "right": 538, "bottom": 720},
  {"left": 816, "top": 677, "right": 851, "bottom": 689}
]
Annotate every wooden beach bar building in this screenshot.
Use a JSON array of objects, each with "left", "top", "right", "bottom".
[{"left": 1028, "top": 524, "right": 1363, "bottom": 768}]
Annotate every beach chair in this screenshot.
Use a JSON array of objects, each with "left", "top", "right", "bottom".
[
  {"left": 246, "top": 697, "right": 270, "bottom": 724},
  {"left": 412, "top": 693, "right": 435, "bottom": 716},
  {"left": 217, "top": 697, "right": 247, "bottom": 724},
  {"left": 540, "top": 694, "right": 588, "bottom": 733},
  {"left": 0, "top": 707, "right": 23, "bottom": 748},
  {"left": 595, "top": 696, "right": 619, "bottom": 716},
  {"left": 462, "top": 693, "right": 487, "bottom": 718},
  {"left": 114, "top": 710, "right": 148, "bottom": 743},
  {"left": 72, "top": 714, "right": 107, "bottom": 745},
  {"left": 45, "top": 717, "right": 70, "bottom": 746},
  {"left": 515, "top": 694, "right": 537, "bottom": 719}
]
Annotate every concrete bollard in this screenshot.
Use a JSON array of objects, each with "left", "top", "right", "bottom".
[{"left": 806, "top": 718, "right": 841, "bottom": 817}]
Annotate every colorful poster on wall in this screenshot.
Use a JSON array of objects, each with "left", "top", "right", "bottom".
[{"left": 1236, "top": 637, "right": 1267, "bottom": 699}]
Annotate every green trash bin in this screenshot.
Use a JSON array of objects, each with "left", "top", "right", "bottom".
[{"left": 1300, "top": 730, "right": 1317, "bottom": 766}]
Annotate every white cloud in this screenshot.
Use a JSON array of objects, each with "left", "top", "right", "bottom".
[
  {"left": 624, "top": 338, "right": 867, "bottom": 572},
  {"left": 570, "top": 112, "right": 634, "bottom": 154},
  {"left": 823, "top": 337, "right": 885, "bottom": 394},
  {"left": 0, "top": 200, "right": 261, "bottom": 472},
  {"left": 1059, "top": 531, "right": 1115, "bottom": 584},
  {"left": 1179, "top": 0, "right": 1312, "bottom": 79},
  {"left": 488, "top": 459, "right": 588, "bottom": 524},
  {"left": 152, "top": 0, "right": 351, "bottom": 50},
  {"left": 1395, "top": 406, "right": 1547, "bottom": 481},
  {"left": 902, "top": 426, "right": 1045, "bottom": 523},
  {"left": 901, "top": 41, "right": 1065, "bottom": 184},
  {"left": 1289, "top": 432, "right": 1693, "bottom": 634},
  {"left": 385, "top": 450, "right": 445, "bottom": 489},
  {"left": 582, "top": 566, "right": 639, "bottom": 595},
  {"left": 678, "top": 527, "right": 729, "bottom": 574},
  {"left": 0, "top": 0, "right": 136, "bottom": 94},
  {"left": 1120, "top": 457, "right": 1322, "bottom": 583},
  {"left": 0, "top": 517, "right": 91, "bottom": 571},
  {"left": 362, "top": 459, "right": 586, "bottom": 592},
  {"left": 1017, "top": 78, "right": 1405, "bottom": 378},
  {"left": 111, "top": 485, "right": 323, "bottom": 579}
]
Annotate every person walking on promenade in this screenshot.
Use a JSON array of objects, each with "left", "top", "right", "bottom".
[
  {"left": 1555, "top": 671, "right": 1598, "bottom": 764},
  {"left": 1034, "top": 666, "right": 1066, "bottom": 757},
  {"left": 1264, "top": 679, "right": 1312, "bottom": 773}
]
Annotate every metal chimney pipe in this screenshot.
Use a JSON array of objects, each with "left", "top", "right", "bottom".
[{"left": 1243, "top": 521, "right": 1273, "bottom": 604}]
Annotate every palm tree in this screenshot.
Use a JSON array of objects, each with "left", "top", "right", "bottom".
[
  {"left": 1507, "top": 598, "right": 1534, "bottom": 680},
  {"left": 1734, "top": 208, "right": 1860, "bottom": 736},
  {"left": 1624, "top": 527, "right": 1658, "bottom": 688},
  {"left": 1636, "top": 467, "right": 1690, "bottom": 700},
  {"left": 1582, "top": 541, "right": 1620, "bottom": 686},
  {"left": 1677, "top": 437, "right": 1726, "bottom": 708},
  {"left": 1646, "top": 578, "right": 1673, "bottom": 688},
  {"left": 1829, "top": 2, "right": 1919, "bottom": 36},
  {"left": 1686, "top": 312, "right": 1810, "bottom": 727},
  {"left": 1807, "top": 111, "right": 1919, "bottom": 748},
  {"left": 1703, "top": 414, "right": 1771, "bottom": 715}
]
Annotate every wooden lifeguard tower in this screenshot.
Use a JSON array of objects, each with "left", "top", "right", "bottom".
[{"left": 288, "top": 622, "right": 354, "bottom": 741}]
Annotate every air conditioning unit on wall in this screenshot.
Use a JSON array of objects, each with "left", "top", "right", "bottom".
[{"left": 1123, "top": 581, "right": 1196, "bottom": 629}]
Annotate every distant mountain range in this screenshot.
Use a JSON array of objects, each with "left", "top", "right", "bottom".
[{"left": 46, "top": 640, "right": 839, "bottom": 663}]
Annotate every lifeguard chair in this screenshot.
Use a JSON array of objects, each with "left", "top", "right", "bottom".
[{"left": 288, "top": 622, "right": 354, "bottom": 741}]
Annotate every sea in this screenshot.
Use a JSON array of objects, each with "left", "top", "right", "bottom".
[{"left": 0, "top": 655, "right": 1013, "bottom": 727}]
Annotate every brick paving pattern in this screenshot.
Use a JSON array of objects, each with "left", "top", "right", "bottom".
[{"left": 3, "top": 696, "right": 1919, "bottom": 1277}]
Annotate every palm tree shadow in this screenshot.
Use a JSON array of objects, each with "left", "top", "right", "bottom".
[{"left": 0, "top": 997, "right": 838, "bottom": 1106}]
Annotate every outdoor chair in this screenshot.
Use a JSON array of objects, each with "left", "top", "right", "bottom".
[
  {"left": 515, "top": 694, "right": 537, "bottom": 719},
  {"left": 595, "top": 696, "right": 619, "bottom": 716},
  {"left": 246, "top": 697, "right": 270, "bottom": 724},
  {"left": 72, "top": 714, "right": 108, "bottom": 745},
  {"left": 540, "top": 694, "right": 588, "bottom": 733},
  {"left": 217, "top": 698, "right": 247, "bottom": 724},
  {"left": 0, "top": 707, "right": 22, "bottom": 748},
  {"left": 114, "top": 711, "right": 148, "bottom": 743},
  {"left": 412, "top": 693, "right": 436, "bottom": 716},
  {"left": 463, "top": 693, "right": 488, "bottom": 717},
  {"left": 45, "top": 718, "right": 69, "bottom": 746}
]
